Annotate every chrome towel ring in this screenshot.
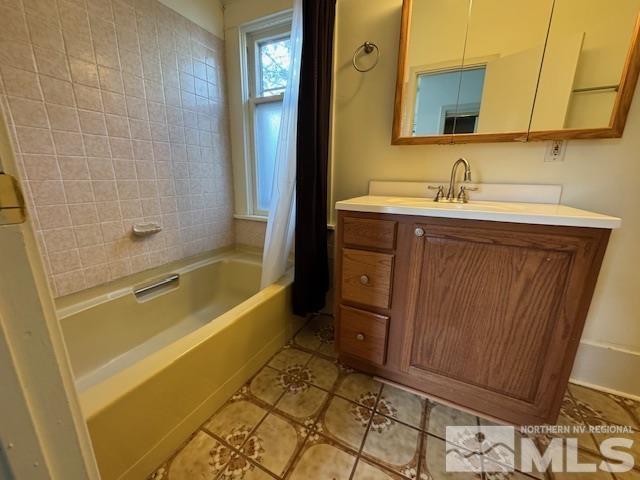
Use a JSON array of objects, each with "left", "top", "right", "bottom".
[{"left": 352, "top": 41, "right": 379, "bottom": 72}]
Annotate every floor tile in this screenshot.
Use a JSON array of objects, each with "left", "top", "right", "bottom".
[
  {"left": 267, "top": 346, "right": 311, "bottom": 371},
  {"left": 164, "top": 431, "right": 229, "bottom": 480},
  {"left": 420, "top": 433, "right": 482, "bottom": 480},
  {"left": 615, "top": 468, "right": 640, "bottom": 480},
  {"left": 317, "top": 339, "right": 338, "bottom": 359},
  {"left": 352, "top": 458, "right": 404, "bottom": 479},
  {"left": 321, "top": 395, "right": 370, "bottom": 451},
  {"left": 362, "top": 415, "right": 421, "bottom": 476},
  {"left": 204, "top": 400, "right": 268, "bottom": 444},
  {"left": 287, "top": 441, "right": 356, "bottom": 480},
  {"left": 335, "top": 372, "right": 382, "bottom": 407},
  {"left": 569, "top": 385, "right": 638, "bottom": 428},
  {"left": 292, "top": 314, "right": 334, "bottom": 352},
  {"left": 217, "top": 454, "right": 275, "bottom": 480},
  {"left": 478, "top": 419, "right": 546, "bottom": 478},
  {"left": 378, "top": 384, "right": 426, "bottom": 429},
  {"left": 245, "top": 413, "right": 302, "bottom": 477},
  {"left": 425, "top": 401, "right": 480, "bottom": 442},
  {"left": 538, "top": 394, "right": 600, "bottom": 452},
  {"left": 248, "top": 366, "right": 287, "bottom": 406},
  {"left": 549, "top": 448, "right": 615, "bottom": 480},
  {"left": 593, "top": 428, "right": 639, "bottom": 473},
  {"left": 275, "top": 383, "right": 328, "bottom": 424},
  {"left": 305, "top": 355, "right": 339, "bottom": 391}
]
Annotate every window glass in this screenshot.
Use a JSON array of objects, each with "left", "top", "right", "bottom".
[
  {"left": 258, "top": 37, "right": 291, "bottom": 97},
  {"left": 254, "top": 100, "right": 283, "bottom": 211}
]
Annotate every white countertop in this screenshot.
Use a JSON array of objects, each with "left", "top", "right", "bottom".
[{"left": 336, "top": 196, "right": 621, "bottom": 229}]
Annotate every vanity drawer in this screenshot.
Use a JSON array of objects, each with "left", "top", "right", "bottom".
[
  {"left": 341, "top": 248, "right": 393, "bottom": 309},
  {"left": 339, "top": 306, "right": 389, "bottom": 365},
  {"left": 343, "top": 216, "right": 397, "bottom": 250}
]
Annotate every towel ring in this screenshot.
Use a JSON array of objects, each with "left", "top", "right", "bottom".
[{"left": 352, "top": 41, "right": 380, "bottom": 72}]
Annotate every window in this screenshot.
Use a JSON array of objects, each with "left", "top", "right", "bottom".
[{"left": 244, "top": 19, "right": 292, "bottom": 216}]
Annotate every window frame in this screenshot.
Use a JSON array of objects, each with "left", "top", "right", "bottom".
[{"left": 240, "top": 14, "right": 293, "bottom": 218}]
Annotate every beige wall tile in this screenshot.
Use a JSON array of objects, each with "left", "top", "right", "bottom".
[
  {"left": 63, "top": 180, "right": 94, "bottom": 204},
  {"left": 47, "top": 104, "right": 81, "bottom": 132},
  {"left": 30, "top": 180, "right": 66, "bottom": 205},
  {"left": 0, "top": 0, "right": 233, "bottom": 296},
  {"left": 68, "top": 203, "right": 99, "bottom": 225},
  {"left": 43, "top": 228, "right": 77, "bottom": 253},
  {"left": 83, "top": 134, "right": 110, "bottom": 157},
  {"left": 1, "top": 65, "right": 42, "bottom": 100},
  {"left": 22, "top": 154, "right": 61, "bottom": 180},
  {"left": 40, "top": 76, "right": 75, "bottom": 106},
  {"left": 74, "top": 224, "right": 103, "bottom": 247},
  {"left": 0, "top": 40, "right": 36, "bottom": 71},
  {"left": 105, "top": 114, "right": 130, "bottom": 138},
  {"left": 58, "top": 156, "right": 90, "bottom": 180},
  {"left": 16, "top": 126, "right": 55, "bottom": 154},
  {"left": 8, "top": 97, "right": 49, "bottom": 128},
  {"left": 54, "top": 270, "right": 86, "bottom": 297},
  {"left": 52, "top": 131, "right": 85, "bottom": 156},
  {"left": 36, "top": 205, "right": 72, "bottom": 229},
  {"left": 69, "top": 57, "right": 100, "bottom": 88},
  {"left": 78, "top": 110, "right": 107, "bottom": 135},
  {"left": 49, "top": 248, "right": 82, "bottom": 274},
  {"left": 33, "top": 47, "right": 71, "bottom": 82},
  {"left": 74, "top": 84, "right": 103, "bottom": 111},
  {"left": 26, "top": 12, "right": 65, "bottom": 52}
]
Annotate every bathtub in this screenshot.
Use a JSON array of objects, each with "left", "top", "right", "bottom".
[{"left": 58, "top": 250, "right": 304, "bottom": 480}]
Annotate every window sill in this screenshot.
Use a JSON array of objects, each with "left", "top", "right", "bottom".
[
  {"left": 234, "top": 214, "right": 268, "bottom": 223},
  {"left": 234, "top": 214, "right": 336, "bottom": 231}
]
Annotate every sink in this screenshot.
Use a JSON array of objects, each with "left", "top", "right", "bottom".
[
  {"left": 383, "top": 197, "right": 519, "bottom": 212},
  {"left": 335, "top": 195, "right": 621, "bottom": 229}
]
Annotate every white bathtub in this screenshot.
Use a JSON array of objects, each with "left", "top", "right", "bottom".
[{"left": 58, "top": 250, "right": 303, "bottom": 480}]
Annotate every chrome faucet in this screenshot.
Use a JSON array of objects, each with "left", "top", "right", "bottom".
[{"left": 444, "top": 157, "right": 476, "bottom": 203}]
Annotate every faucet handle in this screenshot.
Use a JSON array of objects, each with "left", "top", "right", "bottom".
[
  {"left": 428, "top": 185, "right": 445, "bottom": 202},
  {"left": 457, "top": 184, "right": 478, "bottom": 203}
]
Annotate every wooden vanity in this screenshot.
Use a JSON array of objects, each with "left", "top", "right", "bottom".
[{"left": 334, "top": 196, "right": 620, "bottom": 425}]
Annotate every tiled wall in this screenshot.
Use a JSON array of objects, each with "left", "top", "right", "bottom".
[
  {"left": 0, "top": 0, "right": 234, "bottom": 297},
  {"left": 234, "top": 219, "right": 266, "bottom": 249}
]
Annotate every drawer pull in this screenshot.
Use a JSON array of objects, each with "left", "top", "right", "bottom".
[
  {"left": 415, "top": 227, "right": 425, "bottom": 237},
  {"left": 355, "top": 333, "right": 365, "bottom": 341},
  {"left": 360, "top": 275, "right": 370, "bottom": 285}
]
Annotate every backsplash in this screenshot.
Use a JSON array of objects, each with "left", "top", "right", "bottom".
[{"left": 0, "top": 0, "right": 234, "bottom": 297}]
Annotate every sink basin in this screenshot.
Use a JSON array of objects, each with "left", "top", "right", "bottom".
[
  {"left": 383, "top": 197, "right": 519, "bottom": 212},
  {"left": 335, "top": 195, "right": 621, "bottom": 229}
]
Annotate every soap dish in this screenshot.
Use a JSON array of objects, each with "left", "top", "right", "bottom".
[{"left": 132, "top": 222, "right": 162, "bottom": 237}]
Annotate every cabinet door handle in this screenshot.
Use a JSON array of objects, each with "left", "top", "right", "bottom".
[
  {"left": 355, "top": 333, "right": 365, "bottom": 341},
  {"left": 415, "top": 227, "right": 425, "bottom": 237},
  {"left": 359, "top": 275, "right": 369, "bottom": 285}
]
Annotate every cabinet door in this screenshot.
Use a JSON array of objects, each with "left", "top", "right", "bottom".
[{"left": 399, "top": 223, "right": 597, "bottom": 420}]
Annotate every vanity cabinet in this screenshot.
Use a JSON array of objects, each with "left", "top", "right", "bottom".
[{"left": 334, "top": 211, "right": 612, "bottom": 425}]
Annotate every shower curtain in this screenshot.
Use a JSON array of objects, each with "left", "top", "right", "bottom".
[{"left": 260, "top": 0, "right": 303, "bottom": 289}]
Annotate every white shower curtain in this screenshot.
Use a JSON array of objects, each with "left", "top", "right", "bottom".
[{"left": 260, "top": 0, "right": 303, "bottom": 289}]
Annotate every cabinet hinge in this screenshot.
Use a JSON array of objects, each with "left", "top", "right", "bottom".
[{"left": 0, "top": 173, "right": 26, "bottom": 225}]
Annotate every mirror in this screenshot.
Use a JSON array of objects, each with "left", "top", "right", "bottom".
[{"left": 393, "top": 0, "right": 640, "bottom": 144}]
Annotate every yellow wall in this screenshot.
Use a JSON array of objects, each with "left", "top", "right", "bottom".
[
  {"left": 331, "top": 0, "right": 640, "bottom": 383},
  {"left": 159, "top": 0, "right": 225, "bottom": 38},
  {"left": 222, "top": 0, "right": 640, "bottom": 394}
]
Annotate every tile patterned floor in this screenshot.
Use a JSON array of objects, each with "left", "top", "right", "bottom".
[{"left": 148, "top": 315, "right": 640, "bottom": 480}]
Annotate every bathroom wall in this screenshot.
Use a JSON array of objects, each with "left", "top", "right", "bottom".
[
  {"left": 331, "top": 0, "right": 640, "bottom": 395},
  {"left": 0, "top": 0, "right": 233, "bottom": 297},
  {"left": 158, "top": 0, "right": 224, "bottom": 38}
]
